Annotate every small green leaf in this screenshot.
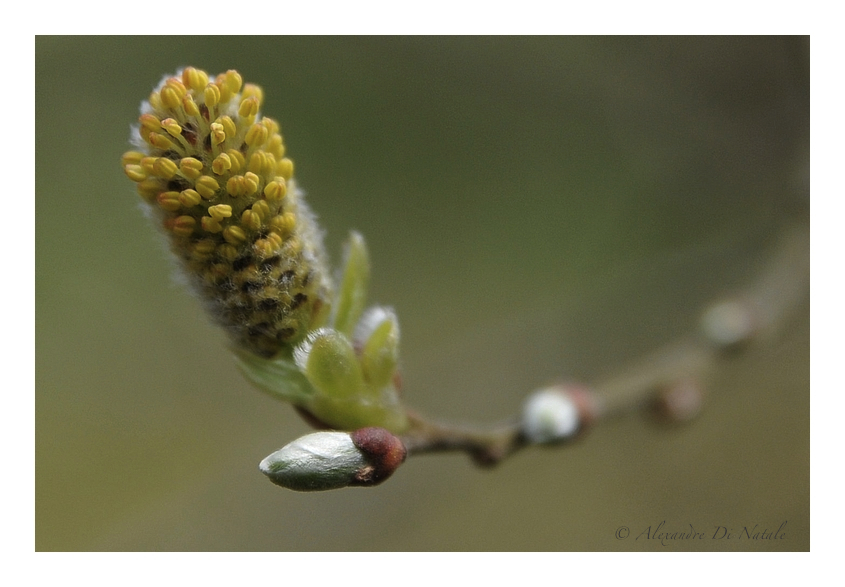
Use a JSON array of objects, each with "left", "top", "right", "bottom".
[
  {"left": 233, "top": 349, "right": 315, "bottom": 405},
  {"left": 359, "top": 309, "right": 400, "bottom": 390},
  {"left": 332, "top": 231, "right": 370, "bottom": 337}
]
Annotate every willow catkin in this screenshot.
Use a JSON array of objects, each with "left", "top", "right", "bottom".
[{"left": 122, "top": 68, "right": 332, "bottom": 357}]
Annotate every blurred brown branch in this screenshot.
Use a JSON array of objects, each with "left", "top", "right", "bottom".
[{"left": 400, "top": 215, "right": 810, "bottom": 465}]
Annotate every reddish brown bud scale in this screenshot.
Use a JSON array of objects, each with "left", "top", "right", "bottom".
[
  {"left": 350, "top": 427, "right": 407, "bottom": 486},
  {"left": 562, "top": 384, "right": 600, "bottom": 434},
  {"left": 650, "top": 378, "right": 704, "bottom": 424}
]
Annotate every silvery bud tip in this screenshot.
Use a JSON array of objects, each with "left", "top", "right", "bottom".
[{"left": 260, "top": 428, "right": 406, "bottom": 491}]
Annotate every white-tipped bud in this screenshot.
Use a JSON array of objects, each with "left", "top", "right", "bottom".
[
  {"left": 522, "top": 384, "right": 596, "bottom": 444},
  {"left": 260, "top": 428, "right": 406, "bottom": 491},
  {"left": 700, "top": 298, "right": 756, "bottom": 348},
  {"left": 260, "top": 432, "right": 366, "bottom": 491},
  {"left": 353, "top": 306, "right": 400, "bottom": 390},
  {"left": 353, "top": 306, "right": 399, "bottom": 347}
]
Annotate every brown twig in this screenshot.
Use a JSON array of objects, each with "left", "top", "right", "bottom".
[{"left": 399, "top": 218, "right": 810, "bottom": 466}]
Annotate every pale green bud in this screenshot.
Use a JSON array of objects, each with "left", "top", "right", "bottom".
[
  {"left": 260, "top": 428, "right": 406, "bottom": 491},
  {"left": 294, "top": 328, "right": 366, "bottom": 399},
  {"left": 354, "top": 307, "right": 400, "bottom": 390},
  {"left": 292, "top": 327, "right": 408, "bottom": 432}
]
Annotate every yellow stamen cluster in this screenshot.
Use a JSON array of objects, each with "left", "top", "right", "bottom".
[{"left": 122, "top": 68, "right": 331, "bottom": 357}]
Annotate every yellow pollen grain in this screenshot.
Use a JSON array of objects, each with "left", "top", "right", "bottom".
[
  {"left": 223, "top": 225, "right": 247, "bottom": 245},
  {"left": 182, "top": 67, "right": 209, "bottom": 92},
  {"left": 182, "top": 94, "right": 200, "bottom": 117},
  {"left": 262, "top": 153, "right": 279, "bottom": 176},
  {"left": 201, "top": 216, "right": 223, "bottom": 233},
  {"left": 147, "top": 91, "right": 163, "bottom": 111},
  {"left": 217, "top": 243, "right": 239, "bottom": 261},
  {"left": 204, "top": 263, "right": 229, "bottom": 283},
  {"left": 193, "top": 238, "right": 216, "bottom": 255},
  {"left": 270, "top": 211, "right": 297, "bottom": 236},
  {"left": 204, "top": 83, "right": 221, "bottom": 109},
  {"left": 136, "top": 178, "right": 161, "bottom": 201},
  {"left": 212, "top": 153, "right": 232, "bottom": 175},
  {"left": 263, "top": 178, "right": 287, "bottom": 201},
  {"left": 160, "top": 86, "right": 182, "bottom": 110},
  {"left": 217, "top": 82, "right": 233, "bottom": 103},
  {"left": 220, "top": 116, "right": 238, "bottom": 139},
  {"left": 242, "top": 83, "right": 264, "bottom": 106},
  {"left": 161, "top": 118, "right": 182, "bottom": 137},
  {"left": 170, "top": 215, "right": 196, "bottom": 236},
  {"left": 139, "top": 157, "right": 157, "bottom": 174},
  {"left": 210, "top": 123, "right": 226, "bottom": 146},
  {"left": 179, "top": 189, "right": 202, "bottom": 208},
  {"left": 226, "top": 149, "right": 245, "bottom": 173},
  {"left": 261, "top": 117, "right": 279, "bottom": 135},
  {"left": 195, "top": 176, "right": 220, "bottom": 199},
  {"left": 266, "top": 135, "right": 284, "bottom": 159},
  {"left": 267, "top": 232, "right": 284, "bottom": 249},
  {"left": 247, "top": 152, "right": 266, "bottom": 175},
  {"left": 277, "top": 158, "right": 294, "bottom": 180},
  {"left": 123, "top": 164, "right": 147, "bottom": 182},
  {"left": 240, "top": 209, "right": 262, "bottom": 231},
  {"left": 149, "top": 132, "right": 179, "bottom": 151},
  {"left": 139, "top": 127, "right": 153, "bottom": 144},
  {"left": 243, "top": 172, "right": 260, "bottom": 196},
  {"left": 140, "top": 114, "right": 162, "bottom": 132},
  {"left": 253, "top": 238, "right": 277, "bottom": 257},
  {"left": 208, "top": 204, "right": 233, "bottom": 221},
  {"left": 239, "top": 97, "right": 259, "bottom": 118},
  {"left": 121, "top": 151, "right": 146, "bottom": 166},
  {"left": 251, "top": 200, "right": 270, "bottom": 220},
  {"left": 245, "top": 123, "right": 268, "bottom": 147},
  {"left": 157, "top": 191, "right": 182, "bottom": 211},
  {"left": 223, "top": 70, "right": 243, "bottom": 95},
  {"left": 165, "top": 78, "right": 187, "bottom": 99},
  {"left": 153, "top": 157, "right": 178, "bottom": 179},
  {"left": 226, "top": 176, "right": 244, "bottom": 197},
  {"left": 179, "top": 157, "right": 204, "bottom": 179}
]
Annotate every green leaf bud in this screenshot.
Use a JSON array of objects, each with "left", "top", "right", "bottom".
[
  {"left": 292, "top": 327, "right": 409, "bottom": 433},
  {"left": 294, "top": 328, "right": 366, "bottom": 399},
  {"left": 332, "top": 231, "right": 370, "bottom": 337},
  {"left": 354, "top": 307, "right": 400, "bottom": 390}
]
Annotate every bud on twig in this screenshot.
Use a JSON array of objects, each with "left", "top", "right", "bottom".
[
  {"left": 522, "top": 384, "right": 597, "bottom": 444},
  {"left": 649, "top": 378, "right": 704, "bottom": 424},
  {"left": 700, "top": 298, "right": 757, "bottom": 348},
  {"left": 260, "top": 428, "right": 406, "bottom": 491}
]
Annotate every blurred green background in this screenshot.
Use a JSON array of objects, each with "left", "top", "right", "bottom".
[{"left": 36, "top": 36, "right": 809, "bottom": 551}]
